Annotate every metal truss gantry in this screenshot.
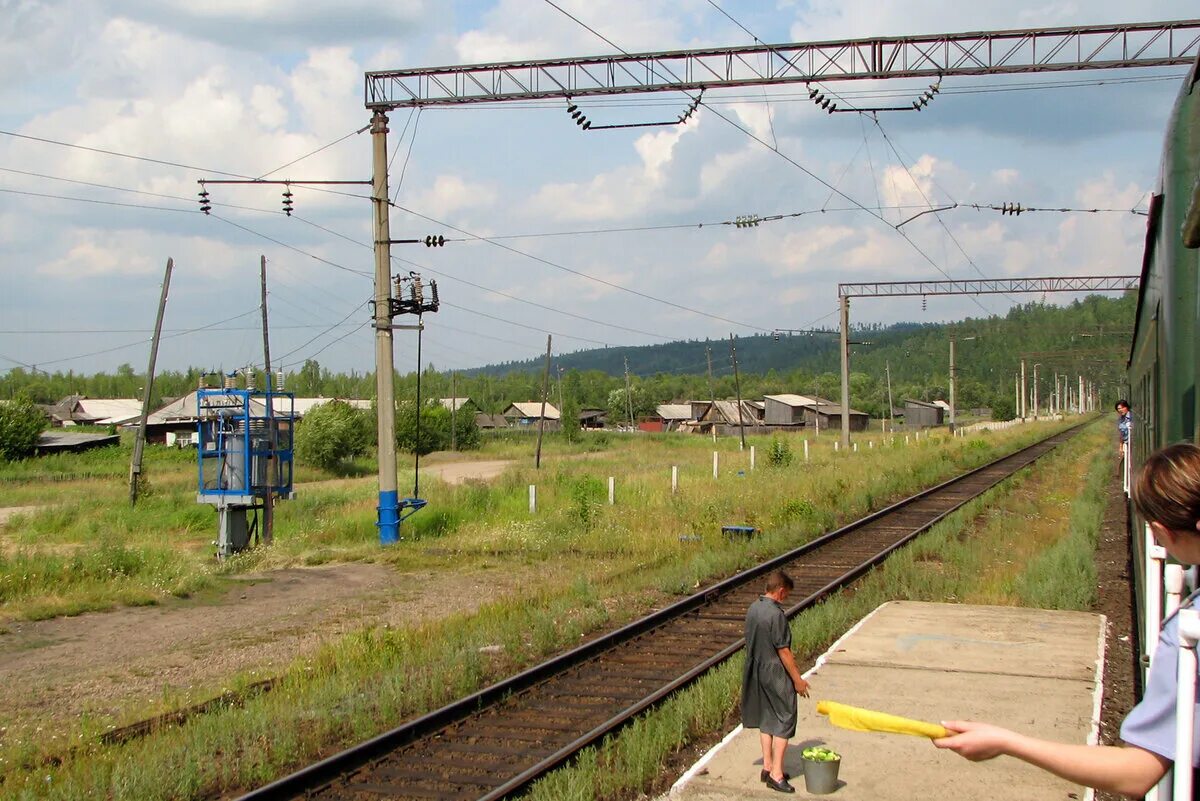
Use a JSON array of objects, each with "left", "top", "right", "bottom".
[
  {"left": 835, "top": 275, "right": 1140, "bottom": 446},
  {"left": 838, "top": 275, "right": 1141, "bottom": 298},
  {"left": 366, "top": 20, "right": 1200, "bottom": 108}
]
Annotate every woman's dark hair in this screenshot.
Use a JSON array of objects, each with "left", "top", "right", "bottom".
[
  {"left": 1115, "top": 399, "right": 1130, "bottom": 411},
  {"left": 1133, "top": 443, "right": 1200, "bottom": 532}
]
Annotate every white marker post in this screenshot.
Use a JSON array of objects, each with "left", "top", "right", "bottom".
[
  {"left": 750, "top": 445, "right": 756, "bottom": 471},
  {"left": 713, "top": 451, "right": 719, "bottom": 479},
  {"left": 672, "top": 465, "right": 678, "bottom": 494},
  {"left": 853, "top": 442, "right": 858, "bottom": 453},
  {"left": 804, "top": 440, "right": 810, "bottom": 461},
  {"left": 608, "top": 476, "right": 615, "bottom": 506},
  {"left": 529, "top": 484, "right": 537, "bottom": 514},
  {"left": 834, "top": 441, "right": 839, "bottom": 452}
]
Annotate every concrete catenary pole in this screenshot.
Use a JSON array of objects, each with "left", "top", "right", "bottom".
[
  {"left": 839, "top": 294, "right": 851, "bottom": 450},
  {"left": 885, "top": 361, "right": 895, "bottom": 427},
  {"left": 370, "top": 110, "right": 400, "bottom": 545},
  {"left": 1033, "top": 363, "right": 1040, "bottom": 420},
  {"left": 706, "top": 346, "right": 717, "bottom": 443},
  {"left": 948, "top": 338, "right": 956, "bottom": 433},
  {"left": 129, "top": 257, "right": 172, "bottom": 506},
  {"left": 260, "top": 254, "right": 275, "bottom": 546},
  {"left": 1020, "top": 360, "right": 1027, "bottom": 420}
]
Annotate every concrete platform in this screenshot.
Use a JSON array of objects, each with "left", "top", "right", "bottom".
[{"left": 666, "top": 601, "right": 1105, "bottom": 801}]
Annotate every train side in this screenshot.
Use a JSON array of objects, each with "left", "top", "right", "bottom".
[{"left": 1128, "top": 52, "right": 1200, "bottom": 668}]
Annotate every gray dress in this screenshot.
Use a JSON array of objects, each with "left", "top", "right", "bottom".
[{"left": 741, "top": 596, "right": 797, "bottom": 738}]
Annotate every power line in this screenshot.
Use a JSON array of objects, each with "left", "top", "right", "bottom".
[
  {"left": 390, "top": 201, "right": 772, "bottom": 332},
  {"left": 274, "top": 300, "right": 371, "bottom": 365},
  {"left": 291, "top": 213, "right": 677, "bottom": 341},
  {"left": 257, "top": 125, "right": 368, "bottom": 180},
  {"left": 0, "top": 186, "right": 197, "bottom": 213}
]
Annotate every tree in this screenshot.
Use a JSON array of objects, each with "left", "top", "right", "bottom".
[
  {"left": 396, "top": 402, "right": 482, "bottom": 455},
  {"left": 0, "top": 395, "right": 46, "bottom": 461},
  {"left": 560, "top": 369, "right": 582, "bottom": 442},
  {"left": 294, "top": 400, "right": 373, "bottom": 471}
]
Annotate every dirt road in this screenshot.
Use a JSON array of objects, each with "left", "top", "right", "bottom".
[{"left": 0, "top": 560, "right": 540, "bottom": 731}]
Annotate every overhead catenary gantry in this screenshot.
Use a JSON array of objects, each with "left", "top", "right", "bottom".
[
  {"left": 365, "top": 20, "right": 1200, "bottom": 108},
  {"left": 363, "top": 21, "right": 1191, "bottom": 538},
  {"left": 836, "top": 276, "right": 1140, "bottom": 446}
]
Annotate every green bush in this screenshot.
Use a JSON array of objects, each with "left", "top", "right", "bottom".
[
  {"left": 0, "top": 395, "right": 46, "bottom": 461},
  {"left": 294, "top": 400, "right": 373, "bottom": 471},
  {"left": 766, "top": 436, "right": 794, "bottom": 467},
  {"left": 396, "top": 402, "right": 480, "bottom": 455}
]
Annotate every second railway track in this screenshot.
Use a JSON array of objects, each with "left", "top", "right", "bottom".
[{"left": 240, "top": 423, "right": 1086, "bottom": 801}]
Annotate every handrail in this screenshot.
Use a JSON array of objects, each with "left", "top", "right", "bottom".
[{"left": 1175, "top": 607, "right": 1200, "bottom": 800}]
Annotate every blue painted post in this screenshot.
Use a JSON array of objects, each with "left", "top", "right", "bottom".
[{"left": 378, "top": 491, "right": 399, "bottom": 544}]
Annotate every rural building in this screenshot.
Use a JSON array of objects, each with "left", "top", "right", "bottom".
[
  {"left": 800, "top": 397, "right": 870, "bottom": 432},
  {"left": 439, "top": 397, "right": 477, "bottom": 413},
  {"left": 579, "top": 408, "right": 607, "bottom": 429},
  {"left": 696, "top": 400, "right": 761, "bottom": 436},
  {"left": 473, "top": 412, "right": 509, "bottom": 430},
  {"left": 904, "top": 399, "right": 945, "bottom": 429},
  {"left": 640, "top": 403, "right": 692, "bottom": 433},
  {"left": 133, "top": 394, "right": 367, "bottom": 444},
  {"left": 502, "top": 402, "right": 561, "bottom": 430},
  {"left": 932, "top": 400, "right": 952, "bottom": 413},
  {"left": 763, "top": 394, "right": 815, "bottom": 426},
  {"left": 46, "top": 395, "right": 143, "bottom": 427},
  {"left": 748, "top": 400, "right": 766, "bottom": 422}
]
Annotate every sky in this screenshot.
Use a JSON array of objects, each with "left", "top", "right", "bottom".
[{"left": 1, "top": 0, "right": 1196, "bottom": 380}]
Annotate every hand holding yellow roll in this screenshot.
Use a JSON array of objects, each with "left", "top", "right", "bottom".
[{"left": 817, "top": 700, "right": 949, "bottom": 739}]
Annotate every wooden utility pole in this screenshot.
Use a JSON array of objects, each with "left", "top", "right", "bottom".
[
  {"left": 705, "top": 346, "right": 717, "bottom": 443},
  {"left": 260, "top": 255, "right": 275, "bottom": 545},
  {"left": 623, "top": 356, "right": 635, "bottom": 429},
  {"left": 130, "top": 257, "right": 172, "bottom": 506},
  {"left": 450, "top": 372, "right": 457, "bottom": 451},
  {"left": 729, "top": 333, "right": 746, "bottom": 451},
  {"left": 535, "top": 335, "right": 552, "bottom": 469}
]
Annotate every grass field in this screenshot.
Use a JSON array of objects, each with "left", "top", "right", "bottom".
[{"left": 0, "top": 417, "right": 1085, "bottom": 799}]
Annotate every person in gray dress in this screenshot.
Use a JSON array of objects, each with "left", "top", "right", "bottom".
[{"left": 743, "top": 569, "right": 810, "bottom": 794}]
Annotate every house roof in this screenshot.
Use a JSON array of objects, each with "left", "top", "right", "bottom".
[
  {"left": 932, "top": 400, "right": 952, "bottom": 410},
  {"left": 64, "top": 397, "right": 144, "bottom": 425},
  {"left": 656, "top": 403, "right": 693, "bottom": 420},
  {"left": 812, "top": 404, "right": 869, "bottom": 417},
  {"left": 474, "top": 412, "right": 508, "bottom": 428},
  {"left": 138, "top": 393, "right": 368, "bottom": 425},
  {"left": 708, "top": 400, "right": 760, "bottom": 426},
  {"left": 763, "top": 393, "right": 818, "bottom": 407},
  {"left": 904, "top": 399, "right": 943, "bottom": 409},
  {"left": 504, "top": 402, "right": 561, "bottom": 420},
  {"left": 439, "top": 397, "right": 473, "bottom": 412}
]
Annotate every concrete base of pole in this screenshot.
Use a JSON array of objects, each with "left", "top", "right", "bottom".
[{"left": 377, "top": 490, "right": 399, "bottom": 545}]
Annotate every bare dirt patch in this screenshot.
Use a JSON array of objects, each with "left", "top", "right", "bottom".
[
  {"left": 423, "top": 459, "right": 514, "bottom": 485},
  {"left": 0, "top": 506, "right": 41, "bottom": 527},
  {"left": 0, "top": 560, "right": 543, "bottom": 730}
]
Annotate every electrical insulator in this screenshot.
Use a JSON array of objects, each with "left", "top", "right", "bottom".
[
  {"left": 922, "top": 295, "right": 928, "bottom": 312},
  {"left": 809, "top": 87, "right": 819, "bottom": 99},
  {"left": 198, "top": 189, "right": 211, "bottom": 214},
  {"left": 424, "top": 234, "right": 445, "bottom": 247},
  {"left": 827, "top": 102, "right": 837, "bottom": 114},
  {"left": 275, "top": 370, "right": 285, "bottom": 391},
  {"left": 282, "top": 188, "right": 294, "bottom": 216},
  {"left": 411, "top": 275, "right": 424, "bottom": 304},
  {"left": 773, "top": 331, "right": 780, "bottom": 342},
  {"left": 429, "top": 280, "right": 440, "bottom": 310},
  {"left": 1000, "top": 202, "right": 1024, "bottom": 216}
]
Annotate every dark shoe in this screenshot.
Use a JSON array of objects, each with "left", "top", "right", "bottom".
[
  {"left": 760, "top": 770, "right": 791, "bottom": 783},
  {"left": 764, "top": 774, "right": 795, "bottom": 793}
]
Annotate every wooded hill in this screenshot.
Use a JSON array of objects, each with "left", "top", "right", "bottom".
[{"left": 0, "top": 293, "right": 1134, "bottom": 423}]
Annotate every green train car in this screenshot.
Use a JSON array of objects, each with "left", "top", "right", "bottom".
[{"left": 1128, "top": 51, "right": 1200, "bottom": 663}]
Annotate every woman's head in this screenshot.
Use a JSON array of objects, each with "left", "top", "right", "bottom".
[{"left": 1133, "top": 442, "right": 1200, "bottom": 537}]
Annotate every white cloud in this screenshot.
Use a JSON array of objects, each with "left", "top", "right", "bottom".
[{"left": 409, "top": 175, "right": 498, "bottom": 219}]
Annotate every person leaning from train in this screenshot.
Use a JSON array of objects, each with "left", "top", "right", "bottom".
[
  {"left": 933, "top": 442, "right": 1200, "bottom": 797},
  {"left": 742, "top": 569, "right": 811, "bottom": 794},
  {"left": 1116, "top": 399, "right": 1133, "bottom": 457}
]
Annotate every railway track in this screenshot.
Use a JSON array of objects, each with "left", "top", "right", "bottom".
[{"left": 240, "top": 424, "right": 1085, "bottom": 801}]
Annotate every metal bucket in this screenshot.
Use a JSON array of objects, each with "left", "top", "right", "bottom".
[{"left": 803, "top": 756, "right": 841, "bottom": 794}]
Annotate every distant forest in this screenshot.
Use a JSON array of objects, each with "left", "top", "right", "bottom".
[{"left": 1, "top": 293, "right": 1135, "bottom": 422}]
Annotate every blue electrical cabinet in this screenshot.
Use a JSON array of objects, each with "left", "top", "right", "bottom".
[{"left": 197, "top": 386, "right": 294, "bottom": 557}]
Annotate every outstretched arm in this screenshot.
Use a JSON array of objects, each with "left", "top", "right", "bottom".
[{"left": 933, "top": 721, "right": 1168, "bottom": 797}]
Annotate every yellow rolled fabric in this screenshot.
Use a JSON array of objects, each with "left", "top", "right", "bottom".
[{"left": 816, "top": 700, "right": 949, "bottom": 739}]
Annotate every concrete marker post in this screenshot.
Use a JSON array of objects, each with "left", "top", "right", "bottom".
[
  {"left": 803, "top": 440, "right": 809, "bottom": 461},
  {"left": 608, "top": 476, "right": 615, "bottom": 505},
  {"left": 529, "top": 484, "right": 536, "bottom": 514},
  {"left": 750, "top": 445, "right": 755, "bottom": 471},
  {"left": 713, "top": 451, "right": 719, "bottom": 479},
  {"left": 672, "top": 465, "right": 678, "bottom": 494}
]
